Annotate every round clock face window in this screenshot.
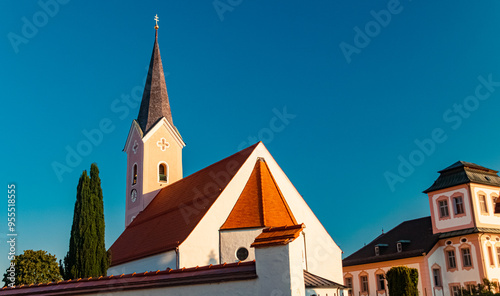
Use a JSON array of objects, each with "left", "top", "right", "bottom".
[
  {"left": 130, "top": 189, "right": 137, "bottom": 203},
  {"left": 236, "top": 247, "right": 249, "bottom": 261}
]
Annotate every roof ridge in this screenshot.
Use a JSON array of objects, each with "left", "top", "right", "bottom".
[{"left": 258, "top": 159, "right": 266, "bottom": 226}]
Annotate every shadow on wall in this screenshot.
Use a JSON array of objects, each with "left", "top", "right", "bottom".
[{"left": 208, "top": 250, "right": 217, "bottom": 265}]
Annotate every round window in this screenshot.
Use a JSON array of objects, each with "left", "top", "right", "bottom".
[
  {"left": 236, "top": 247, "right": 249, "bottom": 261},
  {"left": 461, "top": 238, "right": 467, "bottom": 243}
]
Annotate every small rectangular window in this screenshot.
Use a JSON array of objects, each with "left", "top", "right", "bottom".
[
  {"left": 454, "top": 196, "right": 465, "bottom": 215},
  {"left": 345, "top": 277, "right": 352, "bottom": 296},
  {"left": 361, "top": 276, "right": 368, "bottom": 293},
  {"left": 397, "top": 242, "right": 402, "bottom": 253},
  {"left": 462, "top": 248, "right": 472, "bottom": 267},
  {"left": 452, "top": 285, "right": 460, "bottom": 296},
  {"left": 375, "top": 246, "right": 380, "bottom": 256},
  {"left": 447, "top": 250, "right": 456, "bottom": 269},
  {"left": 479, "top": 194, "right": 488, "bottom": 213},
  {"left": 439, "top": 200, "right": 449, "bottom": 217},
  {"left": 488, "top": 246, "right": 495, "bottom": 266},
  {"left": 377, "top": 274, "right": 385, "bottom": 291},
  {"left": 497, "top": 247, "right": 500, "bottom": 265},
  {"left": 432, "top": 268, "right": 441, "bottom": 287}
]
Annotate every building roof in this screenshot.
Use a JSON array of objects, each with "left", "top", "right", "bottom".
[
  {"left": 137, "top": 29, "right": 174, "bottom": 134},
  {"left": 343, "top": 217, "right": 439, "bottom": 267},
  {"left": 304, "top": 270, "right": 346, "bottom": 289},
  {"left": 0, "top": 261, "right": 343, "bottom": 295},
  {"left": 424, "top": 161, "right": 500, "bottom": 193},
  {"left": 251, "top": 224, "right": 304, "bottom": 248},
  {"left": 0, "top": 261, "right": 257, "bottom": 296},
  {"left": 221, "top": 158, "right": 297, "bottom": 230},
  {"left": 109, "top": 143, "right": 259, "bottom": 266},
  {"left": 438, "top": 227, "right": 500, "bottom": 239}
]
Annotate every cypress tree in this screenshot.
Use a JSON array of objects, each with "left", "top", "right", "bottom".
[{"left": 62, "top": 163, "right": 109, "bottom": 279}]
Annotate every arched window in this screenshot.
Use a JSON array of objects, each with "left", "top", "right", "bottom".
[
  {"left": 132, "top": 164, "right": 137, "bottom": 185},
  {"left": 159, "top": 163, "right": 167, "bottom": 182}
]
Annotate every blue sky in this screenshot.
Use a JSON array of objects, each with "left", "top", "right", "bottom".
[{"left": 3, "top": 0, "right": 500, "bottom": 274}]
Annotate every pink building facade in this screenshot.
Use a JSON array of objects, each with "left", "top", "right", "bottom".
[{"left": 344, "top": 161, "right": 500, "bottom": 296}]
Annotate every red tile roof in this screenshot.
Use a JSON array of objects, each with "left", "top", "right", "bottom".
[
  {"left": 0, "top": 261, "right": 256, "bottom": 295},
  {"left": 221, "top": 158, "right": 297, "bottom": 230},
  {"left": 109, "top": 143, "right": 259, "bottom": 266},
  {"left": 251, "top": 224, "right": 304, "bottom": 248}
]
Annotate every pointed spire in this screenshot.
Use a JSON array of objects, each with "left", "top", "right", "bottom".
[{"left": 137, "top": 22, "right": 174, "bottom": 133}]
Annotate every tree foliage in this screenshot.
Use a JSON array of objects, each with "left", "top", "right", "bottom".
[
  {"left": 2, "top": 250, "right": 62, "bottom": 287},
  {"left": 386, "top": 266, "right": 419, "bottom": 296},
  {"left": 62, "top": 163, "right": 109, "bottom": 279}
]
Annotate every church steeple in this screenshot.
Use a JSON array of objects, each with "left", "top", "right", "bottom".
[
  {"left": 123, "top": 17, "right": 185, "bottom": 227},
  {"left": 137, "top": 25, "right": 174, "bottom": 133}
]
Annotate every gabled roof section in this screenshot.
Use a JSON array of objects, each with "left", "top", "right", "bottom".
[
  {"left": 137, "top": 29, "right": 174, "bottom": 134},
  {"left": 424, "top": 161, "right": 500, "bottom": 193},
  {"left": 343, "top": 217, "right": 439, "bottom": 267},
  {"left": 251, "top": 224, "right": 304, "bottom": 248},
  {"left": 109, "top": 143, "right": 259, "bottom": 266},
  {"left": 221, "top": 158, "right": 297, "bottom": 230}
]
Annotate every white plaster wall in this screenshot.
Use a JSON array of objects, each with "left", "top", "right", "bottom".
[
  {"left": 427, "top": 243, "right": 481, "bottom": 296},
  {"left": 255, "top": 239, "right": 305, "bottom": 296},
  {"left": 220, "top": 228, "right": 263, "bottom": 263},
  {"left": 473, "top": 187, "right": 500, "bottom": 225},
  {"left": 107, "top": 250, "right": 176, "bottom": 276},
  {"left": 430, "top": 188, "right": 472, "bottom": 231},
  {"left": 290, "top": 237, "right": 307, "bottom": 296},
  {"left": 78, "top": 278, "right": 259, "bottom": 296},
  {"left": 345, "top": 264, "right": 422, "bottom": 296}
]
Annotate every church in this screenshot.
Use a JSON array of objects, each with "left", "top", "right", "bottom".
[
  {"left": 0, "top": 20, "right": 345, "bottom": 296},
  {"left": 343, "top": 161, "right": 500, "bottom": 296}
]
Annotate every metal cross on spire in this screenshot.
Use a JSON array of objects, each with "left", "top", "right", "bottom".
[{"left": 154, "top": 14, "right": 159, "bottom": 29}]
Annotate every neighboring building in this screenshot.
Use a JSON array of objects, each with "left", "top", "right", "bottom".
[
  {"left": 343, "top": 161, "right": 500, "bottom": 296},
  {"left": 0, "top": 24, "right": 345, "bottom": 296}
]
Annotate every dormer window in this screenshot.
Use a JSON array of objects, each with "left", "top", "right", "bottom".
[
  {"left": 375, "top": 244, "right": 387, "bottom": 256},
  {"left": 397, "top": 240, "right": 410, "bottom": 253}
]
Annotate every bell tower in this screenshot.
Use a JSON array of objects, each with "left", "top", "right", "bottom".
[{"left": 123, "top": 17, "right": 185, "bottom": 227}]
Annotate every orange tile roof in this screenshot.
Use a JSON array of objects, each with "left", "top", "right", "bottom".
[
  {"left": 109, "top": 143, "right": 259, "bottom": 267},
  {"left": 251, "top": 224, "right": 304, "bottom": 248},
  {"left": 220, "top": 158, "right": 297, "bottom": 230}
]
